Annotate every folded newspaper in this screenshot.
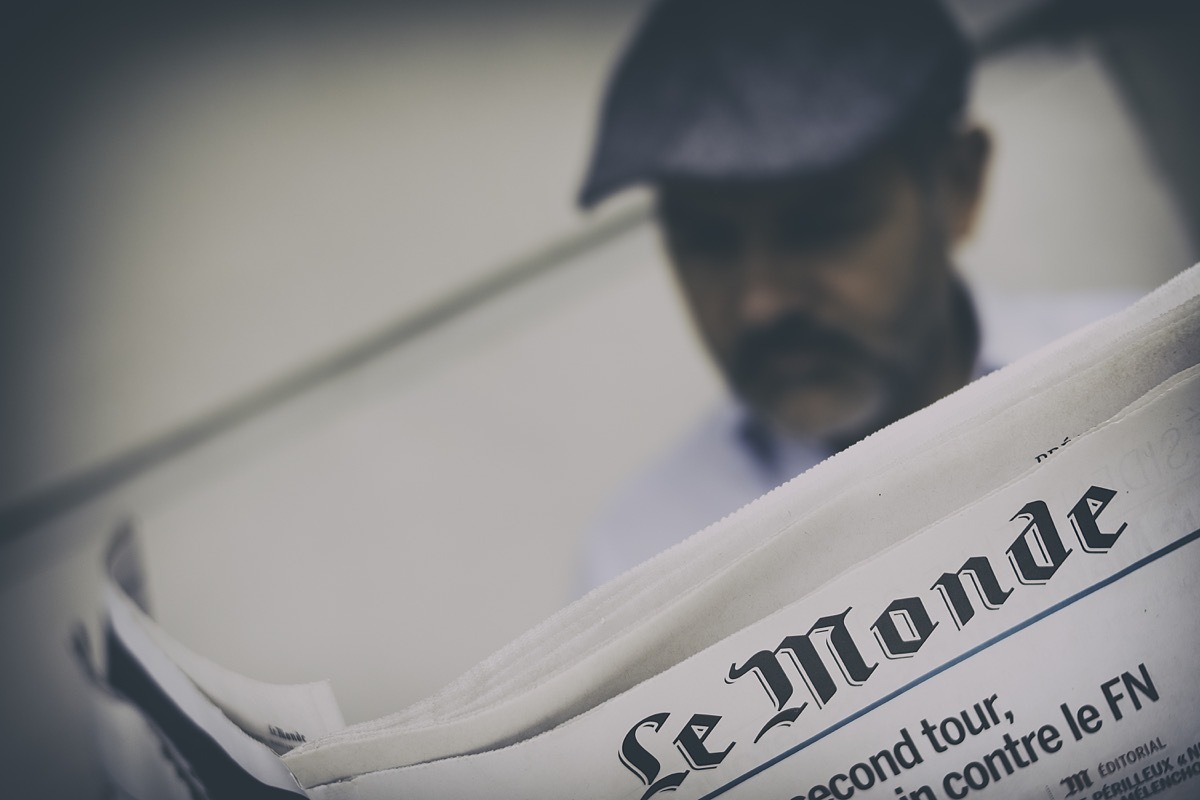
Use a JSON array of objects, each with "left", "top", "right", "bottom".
[{"left": 90, "top": 264, "right": 1200, "bottom": 800}]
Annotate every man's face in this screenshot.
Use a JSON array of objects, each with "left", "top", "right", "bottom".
[{"left": 659, "top": 153, "right": 970, "bottom": 445}]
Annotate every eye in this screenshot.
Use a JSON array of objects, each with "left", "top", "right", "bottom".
[
  {"left": 660, "top": 209, "right": 742, "bottom": 262},
  {"left": 776, "top": 196, "right": 885, "bottom": 252}
]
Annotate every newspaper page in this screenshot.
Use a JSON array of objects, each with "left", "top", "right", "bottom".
[
  {"left": 304, "top": 365, "right": 1200, "bottom": 799},
  {"left": 89, "top": 266, "right": 1200, "bottom": 800}
]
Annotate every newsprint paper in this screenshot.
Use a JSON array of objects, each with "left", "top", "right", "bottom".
[{"left": 88, "top": 264, "right": 1200, "bottom": 800}]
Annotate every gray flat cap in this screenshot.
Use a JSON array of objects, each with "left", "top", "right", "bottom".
[{"left": 579, "top": 0, "right": 972, "bottom": 207}]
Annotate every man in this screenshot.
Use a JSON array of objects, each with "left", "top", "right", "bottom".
[{"left": 576, "top": 0, "right": 993, "bottom": 590}]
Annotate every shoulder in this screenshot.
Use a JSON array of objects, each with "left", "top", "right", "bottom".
[
  {"left": 974, "top": 285, "right": 1144, "bottom": 367},
  {"left": 575, "top": 402, "right": 767, "bottom": 593}
]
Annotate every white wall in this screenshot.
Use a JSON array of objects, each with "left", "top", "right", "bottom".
[
  {"left": 0, "top": 1, "right": 649, "bottom": 509},
  {"left": 962, "top": 40, "right": 1194, "bottom": 292}
]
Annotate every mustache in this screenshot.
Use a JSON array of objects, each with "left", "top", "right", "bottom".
[{"left": 728, "top": 315, "right": 873, "bottom": 384}]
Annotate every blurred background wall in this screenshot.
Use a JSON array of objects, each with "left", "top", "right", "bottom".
[{"left": 0, "top": 1, "right": 1197, "bottom": 796}]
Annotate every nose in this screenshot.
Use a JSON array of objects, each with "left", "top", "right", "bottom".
[{"left": 737, "top": 244, "right": 814, "bottom": 327}]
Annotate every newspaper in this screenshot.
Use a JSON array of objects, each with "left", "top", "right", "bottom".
[
  {"left": 96, "top": 529, "right": 342, "bottom": 798},
  {"left": 89, "top": 264, "right": 1200, "bottom": 800}
]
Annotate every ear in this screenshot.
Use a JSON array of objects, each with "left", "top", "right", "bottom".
[{"left": 938, "top": 125, "right": 991, "bottom": 244}]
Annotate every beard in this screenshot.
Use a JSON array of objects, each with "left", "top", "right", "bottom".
[{"left": 724, "top": 314, "right": 918, "bottom": 443}]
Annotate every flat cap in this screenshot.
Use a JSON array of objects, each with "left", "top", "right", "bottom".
[{"left": 579, "top": 0, "right": 972, "bottom": 207}]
